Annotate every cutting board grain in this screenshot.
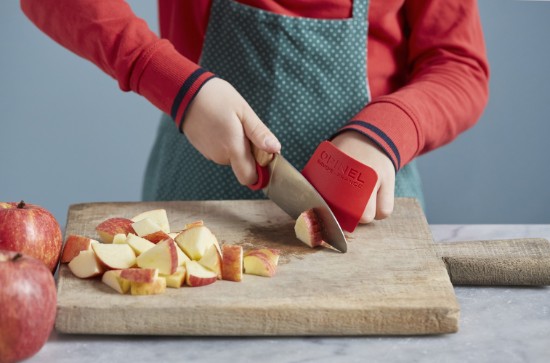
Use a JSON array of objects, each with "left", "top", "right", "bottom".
[{"left": 55, "top": 198, "right": 460, "bottom": 336}]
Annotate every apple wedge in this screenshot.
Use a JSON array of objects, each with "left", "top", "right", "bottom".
[
  {"left": 61, "top": 235, "right": 99, "bottom": 263},
  {"left": 95, "top": 217, "right": 135, "bottom": 243},
  {"left": 198, "top": 244, "right": 222, "bottom": 279},
  {"left": 112, "top": 233, "right": 128, "bottom": 244},
  {"left": 162, "top": 266, "right": 186, "bottom": 288},
  {"left": 184, "top": 220, "right": 204, "bottom": 230},
  {"left": 91, "top": 243, "right": 136, "bottom": 270},
  {"left": 120, "top": 268, "right": 158, "bottom": 283},
  {"left": 131, "top": 209, "right": 170, "bottom": 234},
  {"left": 126, "top": 233, "right": 156, "bottom": 256},
  {"left": 185, "top": 260, "right": 217, "bottom": 287},
  {"left": 102, "top": 270, "right": 130, "bottom": 294},
  {"left": 174, "top": 225, "right": 219, "bottom": 261},
  {"left": 294, "top": 209, "right": 325, "bottom": 248},
  {"left": 221, "top": 244, "right": 243, "bottom": 282},
  {"left": 68, "top": 250, "right": 104, "bottom": 278},
  {"left": 130, "top": 276, "right": 167, "bottom": 296},
  {"left": 245, "top": 248, "right": 280, "bottom": 266},
  {"left": 244, "top": 254, "right": 277, "bottom": 278},
  {"left": 131, "top": 218, "right": 162, "bottom": 237},
  {"left": 136, "top": 238, "right": 178, "bottom": 275},
  {"left": 142, "top": 230, "right": 172, "bottom": 244},
  {"left": 175, "top": 244, "right": 191, "bottom": 266}
]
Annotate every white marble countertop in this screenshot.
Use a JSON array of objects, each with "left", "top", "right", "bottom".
[{"left": 28, "top": 225, "right": 550, "bottom": 363}]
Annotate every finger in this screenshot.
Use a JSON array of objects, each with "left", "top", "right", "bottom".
[
  {"left": 374, "top": 178, "right": 395, "bottom": 220},
  {"left": 228, "top": 135, "right": 258, "bottom": 185},
  {"left": 359, "top": 186, "right": 378, "bottom": 224},
  {"left": 240, "top": 105, "right": 281, "bottom": 153}
]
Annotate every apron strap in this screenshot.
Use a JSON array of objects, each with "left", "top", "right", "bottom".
[{"left": 352, "top": 0, "right": 369, "bottom": 20}]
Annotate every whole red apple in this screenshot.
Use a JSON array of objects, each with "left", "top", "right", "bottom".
[
  {"left": 0, "top": 201, "right": 62, "bottom": 272},
  {"left": 0, "top": 250, "right": 56, "bottom": 363}
]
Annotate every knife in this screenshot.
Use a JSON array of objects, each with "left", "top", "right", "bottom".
[{"left": 248, "top": 147, "right": 348, "bottom": 253}]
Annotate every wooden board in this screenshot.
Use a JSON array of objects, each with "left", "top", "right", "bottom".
[{"left": 55, "top": 198, "right": 460, "bottom": 335}]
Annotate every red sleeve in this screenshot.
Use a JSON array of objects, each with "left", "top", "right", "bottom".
[
  {"left": 20, "top": 0, "right": 215, "bottom": 132},
  {"left": 332, "top": 0, "right": 489, "bottom": 170}
]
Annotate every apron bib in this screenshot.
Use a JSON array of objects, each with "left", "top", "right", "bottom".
[{"left": 143, "top": 0, "right": 424, "bottom": 207}]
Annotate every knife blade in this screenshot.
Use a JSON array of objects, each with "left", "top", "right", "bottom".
[{"left": 250, "top": 152, "right": 348, "bottom": 253}]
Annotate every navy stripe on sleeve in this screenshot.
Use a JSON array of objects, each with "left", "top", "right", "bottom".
[{"left": 170, "top": 68, "right": 207, "bottom": 120}]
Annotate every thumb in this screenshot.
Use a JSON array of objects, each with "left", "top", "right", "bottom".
[{"left": 240, "top": 105, "right": 281, "bottom": 154}]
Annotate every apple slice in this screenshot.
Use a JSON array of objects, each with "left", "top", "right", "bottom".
[
  {"left": 185, "top": 260, "right": 217, "bottom": 287},
  {"left": 244, "top": 252, "right": 277, "bottom": 277},
  {"left": 91, "top": 243, "right": 136, "bottom": 270},
  {"left": 294, "top": 209, "right": 325, "bottom": 248},
  {"left": 131, "top": 218, "right": 162, "bottom": 237},
  {"left": 142, "top": 230, "right": 172, "bottom": 244},
  {"left": 102, "top": 270, "right": 130, "bottom": 294},
  {"left": 131, "top": 209, "right": 170, "bottom": 233},
  {"left": 162, "top": 266, "right": 186, "bottom": 288},
  {"left": 136, "top": 238, "right": 178, "bottom": 275},
  {"left": 184, "top": 220, "right": 204, "bottom": 230},
  {"left": 130, "top": 277, "right": 167, "bottom": 296},
  {"left": 198, "top": 244, "right": 222, "bottom": 279},
  {"left": 61, "top": 235, "right": 99, "bottom": 263},
  {"left": 175, "top": 244, "right": 191, "bottom": 266},
  {"left": 174, "top": 225, "right": 219, "bottom": 261},
  {"left": 126, "top": 233, "right": 155, "bottom": 256},
  {"left": 221, "top": 244, "right": 243, "bottom": 282},
  {"left": 168, "top": 232, "right": 179, "bottom": 239},
  {"left": 120, "top": 268, "right": 158, "bottom": 283},
  {"left": 245, "top": 248, "right": 280, "bottom": 266},
  {"left": 95, "top": 217, "right": 135, "bottom": 243},
  {"left": 112, "top": 233, "right": 128, "bottom": 244},
  {"left": 68, "top": 250, "right": 104, "bottom": 278}
]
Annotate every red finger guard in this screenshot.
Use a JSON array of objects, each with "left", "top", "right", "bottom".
[
  {"left": 248, "top": 162, "right": 270, "bottom": 191},
  {"left": 302, "top": 141, "right": 378, "bottom": 232}
]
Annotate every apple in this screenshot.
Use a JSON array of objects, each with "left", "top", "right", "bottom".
[
  {"left": 0, "top": 250, "right": 57, "bottom": 363},
  {"left": 91, "top": 243, "right": 136, "bottom": 270},
  {"left": 198, "top": 244, "right": 222, "bottom": 279},
  {"left": 130, "top": 276, "right": 167, "bottom": 295},
  {"left": 185, "top": 260, "right": 217, "bottom": 287},
  {"left": 120, "top": 268, "right": 158, "bottom": 283},
  {"left": 131, "top": 209, "right": 170, "bottom": 233},
  {"left": 68, "top": 250, "right": 104, "bottom": 278},
  {"left": 294, "top": 209, "right": 325, "bottom": 248},
  {"left": 142, "top": 230, "right": 172, "bottom": 244},
  {"left": 184, "top": 220, "right": 204, "bottom": 230},
  {"left": 162, "top": 266, "right": 186, "bottom": 288},
  {"left": 245, "top": 248, "right": 280, "bottom": 265},
  {"left": 95, "top": 217, "right": 135, "bottom": 243},
  {"left": 126, "top": 233, "right": 156, "bottom": 256},
  {"left": 0, "top": 201, "right": 62, "bottom": 272},
  {"left": 112, "top": 233, "right": 127, "bottom": 244},
  {"left": 244, "top": 250, "right": 279, "bottom": 277},
  {"left": 175, "top": 244, "right": 191, "bottom": 266},
  {"left": 60, "top": 235, "right": 99, "bottom": 263},
  {"left": 221, "top": 244, "right": 243, "bottom": 282},
  {"left": 174, "top": 225, "right": 219, "bottom": 260},
  {"left": 101, "top": 270, "right": 130, "bottom": 294},
  {"left": 136, "top": 238, "right": 178, "bottom": 275}
]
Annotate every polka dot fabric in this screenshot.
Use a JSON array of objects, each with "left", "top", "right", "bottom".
[{"left": 143, "top": 0, "right": 424, "bottom": 208}]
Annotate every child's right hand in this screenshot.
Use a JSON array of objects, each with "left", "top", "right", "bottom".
[{"left": 182, "top": 78, "right": 281, "bottom": 185}]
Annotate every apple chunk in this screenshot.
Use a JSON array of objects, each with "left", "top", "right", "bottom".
[
  {"left": 102, "top": 270, "right": 130, "bottom": 294},
  {"left": 131, "top": 209, "right": 170, "bottom": 234},
  {"left": 130, "top": 277, "right": 167, "bottom": 296},
  {"left": 120, "top": 268, "right": 158, "bottom": 283},
  {"left": 185, "top": 261, "right": 217, "bottom": 287},
  {"left": 221, "top": 244, "right": 243, "bottom": 282},
  {"left": 61, "top": 235, "right": 99, "bottom": 263},
  {"left": 243, "top": 248, "right": 280, "bottom": 277},
  {"left": 175, "top": 225, "right": 219, "bottom": 261},
  {"left": 91, "top": 243, "right": 136, "bottom": 270},
  {"left": 68, "top": 250, "right": 104, "bottom": 278},
  {"left": 198, "top": 244, "right": 222, "bottom": 279},
  {"left": 162, "top": 266, "right": 186, "bottom": 288},
  {"left": 112, "top": 233, "right": 128, "bottom": 244},
  {"left": 294, "top": 209, "right": 325, "bottom": 248},
  {"left": 136, "top": 238, "right": 178, "bottom": 275},
  {"left": 126, "top": 233, "right": 155, "bottom": 256},
  {"left": 95, "top": 217, "right": 135, "bottom": 243},
  {"left": 131, "top": 218, "right": 162, "bottom": 238}
]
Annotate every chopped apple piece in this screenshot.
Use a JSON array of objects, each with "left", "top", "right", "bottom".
[
  {"left": 130, "top": 277, "right": 167, "bottom": 296},
  {"left": 245, "top": 248, "right": 280, "bottom": 266},
  {"left": 294, "top": 209, "right": 325, "bottom": 248},
  {"left": 198, "top": 244, "right": 222, "bottom": 279},
  {"left": 131, "top": 218, "right": 162, "bottom": 238},
  {"left": 142, "top": 230, "right": 172, "bottom": 244},
  {"left": 68, "top": 250, "right": 104, "bottom": 278},
  {"left": 184, "top": 220, "right": 204, "bottom": 230},
  {"left": 222, "top": 244, "right": 243, "bottom": 282},
  {"left": 243, "top": 249, "right": 278, "bottom": 277},
  {"left": 131, "top": 209, "right": 170, "bottom": 233},
  {"left": 185, "top": 261, "right": 217, "bottom": 287},
  {"left": 112, "top": 233, "right": 128, "bottom": 244},
  {"left": 95, "top": 217, "right": 135, "bottom": 243},
  {"left": 102, "top": 270, "right": 130, "bottom": 294},
  {"left": 61, "top": 235, "right": 99, "bottom": 263},
  {"left": 168, "top": 232, "right": 179, "bottom": 239},
  {"left": 174, "top": 225, "right": 218, "bottom": 260},
  {"left": 136, "top": 238, "right": 178, "bottom": 275},
  {"left": 162, "top": 266, "right": 186, "bottom": 288},
  {"left": 120, "top": 268, "right": 158, "bottom": 283},
  {"left": 91, "top": 243, "right": 136, "bottom": 270},
  {"left": 175, "top": 244, "right": 191, "bottom": 266},
  {"left": 126, "top": 233, "right": 155, "bottom": 256}
]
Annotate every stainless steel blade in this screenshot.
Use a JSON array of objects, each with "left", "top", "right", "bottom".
[{"left": 264, "top": 154, "right": 348, "bottom": 252}]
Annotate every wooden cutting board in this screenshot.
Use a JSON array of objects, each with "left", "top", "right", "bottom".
[{"left": 55, "top": 198, "right": 460, "bottom": 335}]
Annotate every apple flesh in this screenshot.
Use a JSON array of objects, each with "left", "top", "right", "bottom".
[
  {"left": 68, "top": 250, "right": 104, "bottom": 278},
  {"left": 0, "top": 201, "right": 63, "bottom": 272},
  {"left": 175, "top": 225, "right": 219, "bottom": 260},
  {"left": 243, "top": 248, "right": 280, "bottom": 277},
  {"left": 185, "top": 260, "right": 217, "bottom": 287},
  {"left": 0, "top": 250, "right": 57, "bottom": 363},
  {"left": 198, "top": 244, "right": 222, "bottom": 279},
  {"left": 95, "top": 217, "right": 135, "bottom": 244},
  {"left": 102, "top": 270, "right": 130, "bottom": 294},
  {"left": 131, "top": 218, "right": 162, "bottom": 238},
  {"left": 142, "top": 230, "right": 172, "bottom": 244},
  {"left": 162, "top": 266, "right": 186, "bottom": 288},
  {"left": 294, "top": 209, "right": 325, "bottom": 248},
  {"left": 126, "top": 233, "right": 156, "bottom": 256},
  {"left": 91, "top": 243, "right": 136, "bottom": 270},
  {"left": 130, "top": 276, "right": 167, "bottom": 295},
  {"left": 221, "top": 244, "right": 243, "bottom": 282},
  {"left": 112, "top": 233, "right": 127, "bottom": 244},
  {"left": 136, "top": 238, "right": 178, "bottom": 275},
  {"left": 120, "top": 268, "right": 158, "bottom": 283},
  {"left": 131, "top": 209, "right": 170, "bottom": 234},
  {"left": 61, "top": 235, "right": 99, "bottom": 263}
]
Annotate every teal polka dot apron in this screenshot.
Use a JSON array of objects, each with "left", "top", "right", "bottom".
[{"left": 143, "top": 0, "right": 424, "bottom": 208}]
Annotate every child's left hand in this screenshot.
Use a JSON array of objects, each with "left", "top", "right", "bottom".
[{"left": 330, "top": 131, "right": 395, "bottom": 223}]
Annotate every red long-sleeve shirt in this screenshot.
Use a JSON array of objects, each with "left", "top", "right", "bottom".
[{"left": 21, "top": 0, "right": 489, "bottom": 170}]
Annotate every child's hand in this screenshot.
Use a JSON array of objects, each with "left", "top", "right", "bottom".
[
  {"left": 331, "top": 131, "right": 395, "bottom": 223},
  {"left": 183, "top": 78, "right": 281, "bottom": 185}
]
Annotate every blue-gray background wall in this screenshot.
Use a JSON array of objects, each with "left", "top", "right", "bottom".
[{"left": 1, "top": 1, "right": 549, "bottom": 227}]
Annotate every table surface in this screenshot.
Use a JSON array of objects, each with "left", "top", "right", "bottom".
[{"left": 28, "top": 225, "right": 550, "bottom": 363}]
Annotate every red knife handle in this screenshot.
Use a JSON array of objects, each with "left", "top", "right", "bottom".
[
  {"left": 248, "top": 162, "right": 270, "bottom": 190},
  {"left": 302, "top": 141, "right": 378, "bottom": 232}
]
